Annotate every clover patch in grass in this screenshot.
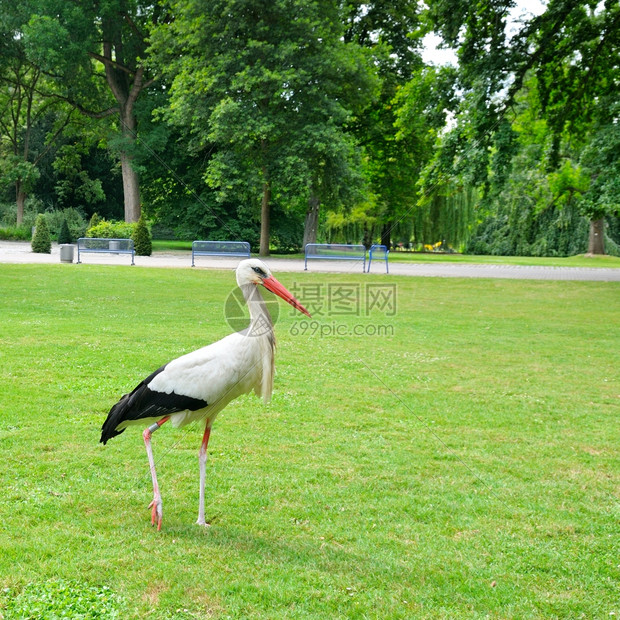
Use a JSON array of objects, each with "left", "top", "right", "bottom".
[{"left": 1, "top": 579, "right": 122, "bottom": 619}]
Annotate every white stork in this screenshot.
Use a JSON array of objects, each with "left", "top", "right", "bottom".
[{"left": 100, "top": 259, "right": 311, "bottom": 530}]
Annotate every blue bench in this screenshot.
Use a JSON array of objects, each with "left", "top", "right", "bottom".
[
  {"left": 367, "top": 244, "right": 389, "bottom": 273},
  {"left": 191, "top": 240, "right": 251, "bottom": 267},
  {"left": 304, "top": 243, "right": 366, "bottom": 272},
  {"left": 77, "top": 238, "right": 135, "bottom": 265}
]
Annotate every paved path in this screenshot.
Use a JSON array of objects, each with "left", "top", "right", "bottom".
[{"left": 1, "top": 240, "right": 619, "bottom": 281}]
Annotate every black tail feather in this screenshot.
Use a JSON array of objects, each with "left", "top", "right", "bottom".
[
  {"left": 99, "top": 364, "right": 208, "bottom": 444},
  {"left": 99, "top": 365, "right": 167, "bottom": 445},
  {"left": 100, "top": 394, "right": 131, "bottom": 444}
]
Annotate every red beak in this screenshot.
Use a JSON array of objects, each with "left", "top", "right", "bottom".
[{"left": 261, "top": 276, "right": 312, "bottom": 318}]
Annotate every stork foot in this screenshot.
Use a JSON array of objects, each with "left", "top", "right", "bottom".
[
  {"left": 149, "top": 496, "right": 163, "bottom": 531},
  {"left": 196, "top": 517, "right": 211, "bottom": 527}
]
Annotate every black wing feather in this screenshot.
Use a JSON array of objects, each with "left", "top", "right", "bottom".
[{"left": 99, "top": 365, "right": 209, "bottom": 444}]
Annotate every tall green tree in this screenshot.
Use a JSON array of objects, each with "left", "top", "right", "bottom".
[
  {"left": 0, "top": 1, "right": 73, "bottom": 223},
  {"left": 464, "top": 77, "right": 589, "bottom": 257},
  {"left": 22, "top": 0, "right": 165, "bottom": 222},
  {"left": 343, "top": 0, "right": 428, "bottom": 248},
  {"left": 151, "top": 0, "right": 374, "bottom": 255},
  {"left": 578, "top": 99, "right": 620, "bottom": 254}
]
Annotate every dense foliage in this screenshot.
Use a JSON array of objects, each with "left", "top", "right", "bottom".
[
  {"left": 421, "top": 0, "right": 620, "bottom": 255},
  {"left": 1, "top": 0, "right": 618, "bottom": 254}
]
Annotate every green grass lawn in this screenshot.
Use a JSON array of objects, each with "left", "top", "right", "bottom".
[
  {"left": 0, "top": 264, "right": 618, "bottom": 618},
  {"left": 151, "top": 240, "right": 620, "bottom": 269},
  {"left": 373, "top": 251, "right": 620, "bottom": 269},
  {"left": 152, "top": 239, "right": 194, "bottom": 252}
]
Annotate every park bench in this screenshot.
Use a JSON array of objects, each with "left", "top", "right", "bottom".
[
  {"left": 191, "top": 240, "right": 251, "bottom": 267},
  {"left": 77, "top": 238, "right": 135, "bottom": 265},
  {"left": 304, "top": 243, "right": 366, "bottom": 272},
  {"left": 367, "top": 244, "right": 390, "bottom": 273}
]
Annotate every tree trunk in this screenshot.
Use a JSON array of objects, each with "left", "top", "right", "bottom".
[
  {"left": 119, "top": 108, "right": 141, "bottom": 223},
  {"left": 16, "top": 181, "right": 26, "bottom": 226},
  {"left": 587, "top": 218, "right": 605, "bottom": 255},
  {"left": 303, "top": 192, "right": 320, "bottom": 248},
  {"left": 259, "top": 179, "right": 271, "bottom": 256},
  {"left": 100, "top": 29, "right": 146, "bottom": 224},
  {"left": 381, "top": 223, "right": 391, "bottom": 250},
  {"left": 120, "top": 149, "right": 141, "bottom": 222}
]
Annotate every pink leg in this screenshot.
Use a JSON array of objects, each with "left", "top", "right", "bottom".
[
  {"left": 142, "top": 417, "right": 169, "bottom": 531},
  {"left": 196, "top": 424, "right": 212, "bottom": 526}
]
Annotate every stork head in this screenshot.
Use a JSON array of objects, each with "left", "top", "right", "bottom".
[{"left": 236, "top": 259, "right": 311, "bottom": 318}]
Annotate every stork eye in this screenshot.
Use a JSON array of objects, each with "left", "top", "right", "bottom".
[{"left": 252, "top": 266, "right": 267, "bottom": 277}]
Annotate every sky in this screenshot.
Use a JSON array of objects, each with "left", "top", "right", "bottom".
[{"left": 421, "top": 0, "right": 547, "bottom": 66}]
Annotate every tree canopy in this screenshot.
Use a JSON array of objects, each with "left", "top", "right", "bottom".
[
  {"left": 422, "top": 0, "right": 620, "bottom": 254},
  {"left": 1, "top": 0, "right": 618, "bottom": 255}
]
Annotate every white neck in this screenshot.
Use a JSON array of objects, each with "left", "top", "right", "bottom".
[
  {"left": 240, "top": 283, "right": 273, "bottom": 336},
  {"left": 239, "top": 283, "right": 276, "bottom": 401}
]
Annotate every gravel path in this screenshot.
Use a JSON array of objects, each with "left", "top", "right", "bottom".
[{"left": 1, "top": 240, "right": 619, "bottom": 281}]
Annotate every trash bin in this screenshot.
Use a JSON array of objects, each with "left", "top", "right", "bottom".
[
  {"left": 59, "top": 244, "right": 75, "bottom": 263},
  {"left": 109, "top": 240, "right": 120, "bottom": 254}
]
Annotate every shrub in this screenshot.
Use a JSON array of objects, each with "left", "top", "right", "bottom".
[
  {"left": 57, "top": 218, "right": 72, "bottom": 244},
  {"left": 86, "top": 220, "right": 135, "bottom": 239},
  {"left": 132, "top": 215, "right": 152, "bottom": 256},
  {"left": 31, "top": 214, "right": 51, "bottom": 253},
  {"left": 0, "top": 226, "right": 31, "bottom": 241},
  {"left": 88, "top": 212, "right": 102, "bottom": 229}
]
